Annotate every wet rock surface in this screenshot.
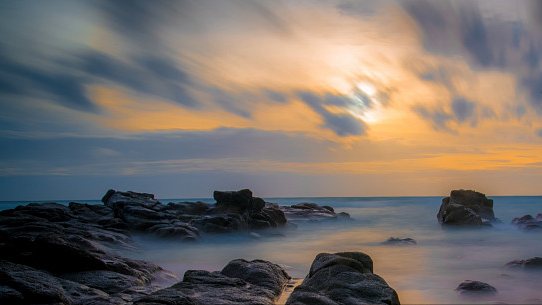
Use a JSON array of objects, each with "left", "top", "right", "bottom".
[
  {"left": 437, "top": 190, "right": 497, "bottom": 226},
  {"left": 511, "top": 214, "right": 542, "bottom": 231},
  {"left": 286, "top": 252, "right": 400, "bottom": 305},
  {"left": 455, "top": 280, "right": 497, "bottom": 295},
  {"left": 135, "top": 259, "right": 290, "bottom": 305}
]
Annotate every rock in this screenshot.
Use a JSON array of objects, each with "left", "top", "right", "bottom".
[
  {"left": 286, "top": 252, "right": 400, "bottom": 305},
  {"left": 437, "top": 190, "right": 496, "bottom": 226},
  {"left": 511, "top": 214, "right": 542, "bottom": 231},
  {"left": 280, "top": 202, "right": 351, "bottom": 223},
  {"left": 214, "top": 189, "right": 254, "bottom": 212},
  {"left": 382, "top": 237, "right": 417, "bottom": 245},
  {"left": 0, "top": 259, "right": 71, "bottom": 304},
  {"left": 455, "top": 280, "right": 497, "bottom": 295},
  {"left": 504, "top": 257, "right": 542, "bottom": 269},
  {"left": 135, "top": 259, "right": 290, "bottom": 305}
]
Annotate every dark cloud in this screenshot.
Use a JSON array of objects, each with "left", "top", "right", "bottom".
[
  {"left": 451, "top": 98, "right": 475, "bottom": 122},
  {"left": 79, "top": 50, "right": 197, "bottom": 107},
  {"left": 412, "top": 105, "right": 453, "bottom": 131},
  {"left": 537, "top": 128, "right": 542, "bottom": 138},
  {"left": 0, "top": 51, "right": 98, "bottom": 113},
  {"left": 95, "top": 0, "right": 180, "bottom": 48},
  {"left": 298, "top": 92, "right": 366, "bottom": 137},
  {"left": 263, "top": 89, "right": 287, "bottom": 103},
  {"left": 523, "top": 72, "right": 542, "bottom": 113},
  {"left": 402, "top": 0, "right": 453, "bottom": 53},
  {"left": 414, "top": 97, "right": 481, "bottom": 130},
  {"left": 459, "top": 8, "right": 494, "bottom": 67}
]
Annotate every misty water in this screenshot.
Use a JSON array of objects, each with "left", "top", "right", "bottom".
[{"left": 2, "top": 196, "right": 541, "bottom": 304}]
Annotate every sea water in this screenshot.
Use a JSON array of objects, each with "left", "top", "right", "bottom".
[{"left": 2, "top": 196, "right": 541, "bottom": 304}]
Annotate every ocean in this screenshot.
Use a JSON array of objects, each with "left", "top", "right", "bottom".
[{"left": 2, "top": 196, "right": 541, "bottom": 304}]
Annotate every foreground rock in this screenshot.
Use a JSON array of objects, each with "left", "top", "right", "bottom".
[
  {"left": 505, "top": 257, "right": 542, "bottom": 269},
  {"left": 279, "top": 202, "right": 351, "bottom": 223},
  {"left": 0, "top": 203, "right": 174, "bottom": 304},
  {"left": 135, "top": 259, "right": 290, "bottom": 305},
  {"left": 382, "top": 237, "right": 416, "bottom": 246},
  {"left": 286, "top": 252, "right": 400, "bottom": 305},
  {"left": 437, "top": 190, "right": 496, "bottom": 226},
  {"left": 511, "top": 214, "right": 542, "bottom": 231},
  {"left": 455, "top": 280, "right": 497, "bottom": 295}
]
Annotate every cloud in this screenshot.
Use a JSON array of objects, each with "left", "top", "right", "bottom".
[
  {"left": 0, "top": 50, "right": 98, "bottom": 113},
  {"left": 298, "top": 92, "right": 366, "bottom": 137},
  {"left": 78, "top": 50, "right": 197, "bottom": 107},
  {"left": 459, "top": 8, "right": 494, "bottom": 67},
  {"left": 537, "top": 128, "right": 542, "bottom": 138},
  {"left": 451, "top": 98, "right": 475, "bottom": 122},
  {"left": 412, "top": 105, "right": 454, "bottom": 132}
]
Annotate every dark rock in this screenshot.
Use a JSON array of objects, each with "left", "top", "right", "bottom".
[
  {"left": 286, "top": 252, "right": 400, "bottom": 305},
  {"left": 59, "top": 270, "right": 145, "bottom": 294},
  {"left": 0, "top": 259, "right": 71, "bottom": 304},
  {"left": 280, "top": 202, "right": 351, "bottom": 223},
  {"left": 505, "top": 257, "right": 542, "bottom": 269},
  {"left": 382, "top": 237, "right": 417, "bottom": 246},
  {"left": 214, "top": 189, "right": 253, "bottom": 212},
  {"left": 135, "top": 259, "right": 290, "bottom": 305},
  {"left": 455, "top": 280, "right": 497, "bottom": 295},
  {"left": 511, "top": 214, "right": 542, "bottom": 231},
  {"left": 437, "top": 190, "right": 496, "bottom": 226}
]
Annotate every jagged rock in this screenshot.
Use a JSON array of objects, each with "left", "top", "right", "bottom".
[
  {"left": 455, "top": 280, "right": 497, "bottom": 295},
  {"left": 280, "top": 202, "right": 351, "bottom": 223},
  {"left": 511, "top": 214, "right": 542, "bottom": 231},
  {"left": 382, "top": 237, "right": 417, "bottom": 246},
  {"left": 286, "top": 252, "right": 400, "bottom": 305},
  {"left": 437, "top": 190, "right": 496, "bottom": 226},
  {"left": 505, "top": 257, "right": 542, "bottom": 269},
  {"left": 135, "top": 259, "right": 290, "bottom": 305}
]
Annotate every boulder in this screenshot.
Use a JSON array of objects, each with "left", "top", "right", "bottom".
[
  {"left": 134, "top": 259, "right": 290, "bottom": 305},
  {"left": 437, "top": 190, "right": 496, "bottom": 226},
  {"left": 286, "top": 252, "right": 400, "bottom": 305},
  {"left": 504, "top": 257, "right": 542, "bottom": 269},
  {"left": 455, "top": 280, "right": 497, "bottom": 295},
  {"left": 511, "top": 214, "right": 542, "bottom": 231}
]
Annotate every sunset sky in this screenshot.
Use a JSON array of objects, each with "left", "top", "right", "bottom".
[{"left": 1, "top": 0, "right": 542, "bottom": 200}]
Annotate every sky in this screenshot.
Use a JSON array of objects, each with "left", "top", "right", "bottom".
[{"left": 1, "top": 0, "right": 542, "bottom": 200}]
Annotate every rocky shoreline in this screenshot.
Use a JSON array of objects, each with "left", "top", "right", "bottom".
[{"left": 0, "top": 188, "right": 365, "bottom": 305}]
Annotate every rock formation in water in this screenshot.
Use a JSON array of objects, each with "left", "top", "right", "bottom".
[
  {"left": 437, "top": 189, "right": 496, "bottom": 226},
  {"left": 279, "top": 202, "right": 351, "bottom": 223},
  {"left": 285, "top": 252, "right": 400, "bottom": 305},
  {"left": 505, "top": 257, "right": 542, "bottom": 269},
  {"left": 135, "top": 259, "right": 290, "bottom": 305},
  {"left": 455, "top": 280, "right": 497, "bottom": 295},
  {"left": 511, "top": 214, "right": 542, "bottom": 231}
]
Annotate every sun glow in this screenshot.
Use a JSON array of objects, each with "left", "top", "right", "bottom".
[{"left": 346, "top": 82, "right": 385, "bottom": 124}]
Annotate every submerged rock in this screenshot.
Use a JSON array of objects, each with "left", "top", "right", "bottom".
[
  {"left": 511, "top": 214, "right": 542, "bottom": 231},
  {"left": 135, "top": 258, "right": 290, "bottom": 305},
  {"left": 505, "top": 257, "right": 542, "bottom": 269},
  {"left": 280, "top": 202, "right": 351, "bottom": 223},
  {"left": 437, "top": 190, "right": 496, "bottom": 226},
  {"left": 382, "top": 237, "right": 417, "bottom": 246},
  {"left": 455, "top": 280, "right": 497, "bottom": 295},
  {"left": 286, "top": 252, "right": 400, "bottom": 305}
]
